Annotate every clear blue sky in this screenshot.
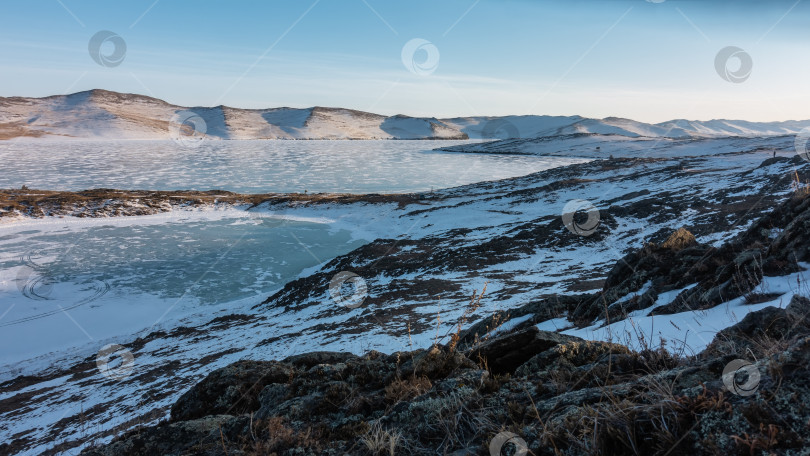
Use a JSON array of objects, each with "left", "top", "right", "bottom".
[{"left": 0, "top": 0, "right": 807, "bottom": 122}]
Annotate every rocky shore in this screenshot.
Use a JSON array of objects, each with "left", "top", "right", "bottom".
[
  {"left": 74, "top": 193, "right": 810, "bottom": 456},
  {"left": 3, "top": 144, "right": 810, "bottom": 455},
  {"left": 0, "top": 188, "right": 422, "bottom": 220}
]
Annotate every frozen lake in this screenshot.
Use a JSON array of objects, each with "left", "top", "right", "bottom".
[
  {"left": 0, "top": 140, "right": 589, "bottom": 193},
  {"left": 0, "top": 140, "right": 588, "bottom": 372},
  {"left": 0, "top": 211, "right": 369, "bottom": 369}
]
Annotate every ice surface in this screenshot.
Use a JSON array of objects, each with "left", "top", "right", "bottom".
[
  {"left": 0, "top": 210, "right": 366, "bottom": 369},
  {"left": 0, "top": 140, "right": 589, "bottom": 193}
]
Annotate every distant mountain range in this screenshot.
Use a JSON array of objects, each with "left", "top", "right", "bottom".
[{"left": 1, "top": 89, "right": 808, "bottom": 141}]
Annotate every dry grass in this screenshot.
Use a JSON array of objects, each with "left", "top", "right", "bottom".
[
  {"left": 730, "top": 423, "right": 781, "bottom": 456},
  {"left": 448, "top": 284, "right": 487, "bottom": 352},
  {"left": 792, "top": 170, "right": 810, "bottom": 196},
  {"left": 384, "top": 375, "right": 432, "bottom": 403},
  {"left": 540, "top": 385, "right": 731, "bottom": 456},
  {"left": 241, "top": 416, "right": 323, "bottom": 456},
  {"left": 361, "top": 421, "right": 402, "bottom": 456}
]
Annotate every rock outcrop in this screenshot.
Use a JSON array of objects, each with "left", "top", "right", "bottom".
[
  {"left": 78, "top": 298, "right": 810, "bottom": 455},
  {"left": 77, "top": 194, "right": 810, "bottom": 456}
]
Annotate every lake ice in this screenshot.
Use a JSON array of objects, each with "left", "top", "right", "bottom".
[
  {"left": 0, "top": 140, "right": 587, "bottom": 372},
  {"left": 0, "top": 140, "right": 589, "bottom": 193}
]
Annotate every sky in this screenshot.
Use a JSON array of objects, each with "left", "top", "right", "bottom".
[{"left": 0, "top": 0, "right": 808, "bottom": 123}]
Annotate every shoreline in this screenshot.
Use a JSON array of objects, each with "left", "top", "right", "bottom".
[
  {"left": 3, "top": 142, "right": 810, "bottom": 455},
  {"left": 0, "top": 188, "right": 436, "bottom": 221}
]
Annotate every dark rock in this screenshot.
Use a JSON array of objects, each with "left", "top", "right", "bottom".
[
  {"left": 82, "top": 415, "right": 244, "bottom": 456},
  {"left": 253, "top": 383, "right": 290, "bottom": 420},
  {"left": 660, "top": 227, "right": 697, "bottom": 251},
  {"left": 514, "top": 340, "right": 631, "bottom": 377},
  {"left": 281, "top": 351, "right": 356, "bottom": 368},
  {"left": 720, "top": 306, "right": 791, "bottom": 340},
  {"left": 457, "top": 294, "right": 593, "bottom": 349},
  {"left": 434, "top": 369, "right": 489, "bottom": 393},
  {"left": 703, "top": 305, "right": 795, "bottom": 357},
  {"left": 170, "top": 360, "right": 293, "bottom": 422},
  {"left": 402, "top": 345, "right": 476, "bottom": 379},
  {"left": 467, "top": 327, "right": 581, "bottom": 375},
  {"left": 787, "top": 294, "right": 810, "bottom": 321}
]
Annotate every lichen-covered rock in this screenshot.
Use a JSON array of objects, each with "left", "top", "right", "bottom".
[
  {"left": 82, "top": 415, "right": 243, "bottom": 456},
  {"left": 282, "top": 350, "right": 357, "bottom": 368},
  {"left": 170, "top": 360, "right": 294, "bottom": 422},
  {"left": 402, "top": 344, "right": 477, "bottom": 379},
  {"left": 704, "top": 299, "right": 810, "bottom": 358},
  {"left": 84, "top": 302, "right": 810, "bottom": 456},
  {"left": 787, "top": 294, "right": 810, "bottom": 320},
  {"left": 514, "top": 340, "right": 630, "bottom": 377},
  {"left": 467, "top": 327, "right": 581, "bottom": 374}
]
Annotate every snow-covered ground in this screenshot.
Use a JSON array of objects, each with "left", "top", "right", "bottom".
[
  {"left": 537, "top": 265, "right": 810, "bottom": 354},
  {"left": 1, "top": 134, "right": 810, "bottom": 455}
]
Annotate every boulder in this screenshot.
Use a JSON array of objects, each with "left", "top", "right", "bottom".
[
  {"left": 515, "top": 340, "right": 630, "bottom": 377},
  {"left": 660, "top": 227, "right": 697, "bottom": 251},
  {"left": 786, "top": 294, "right": 810, "bottom": 322},
  {"left": 703, "top": 306, "right": 793, "bottom": 357},
  {"left": 281, "top": 351, "right": 356, "bottom": 368},
  {"left": 467, "top": 327, "right": 581, "bottom": 375},
  {"left": 82, "top": 415, "right": 243, "bottom": 456},
  {"left": 170, "top": 360, "right": 294, "bottom": 422}
]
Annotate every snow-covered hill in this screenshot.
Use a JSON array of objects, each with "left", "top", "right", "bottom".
[
  {"left": 2, "top": 89, "right": 810, "bottom": 141},
  {"left": 443, "top": 115, "right": 810, "bottom": 140},
  {"left": 0, "top": 90, "right": 468, "bottom": 141}
]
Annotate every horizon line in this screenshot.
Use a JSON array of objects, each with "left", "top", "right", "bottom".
[{"left": 3, "top": 88, "right": 808, "bottom": 125}]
